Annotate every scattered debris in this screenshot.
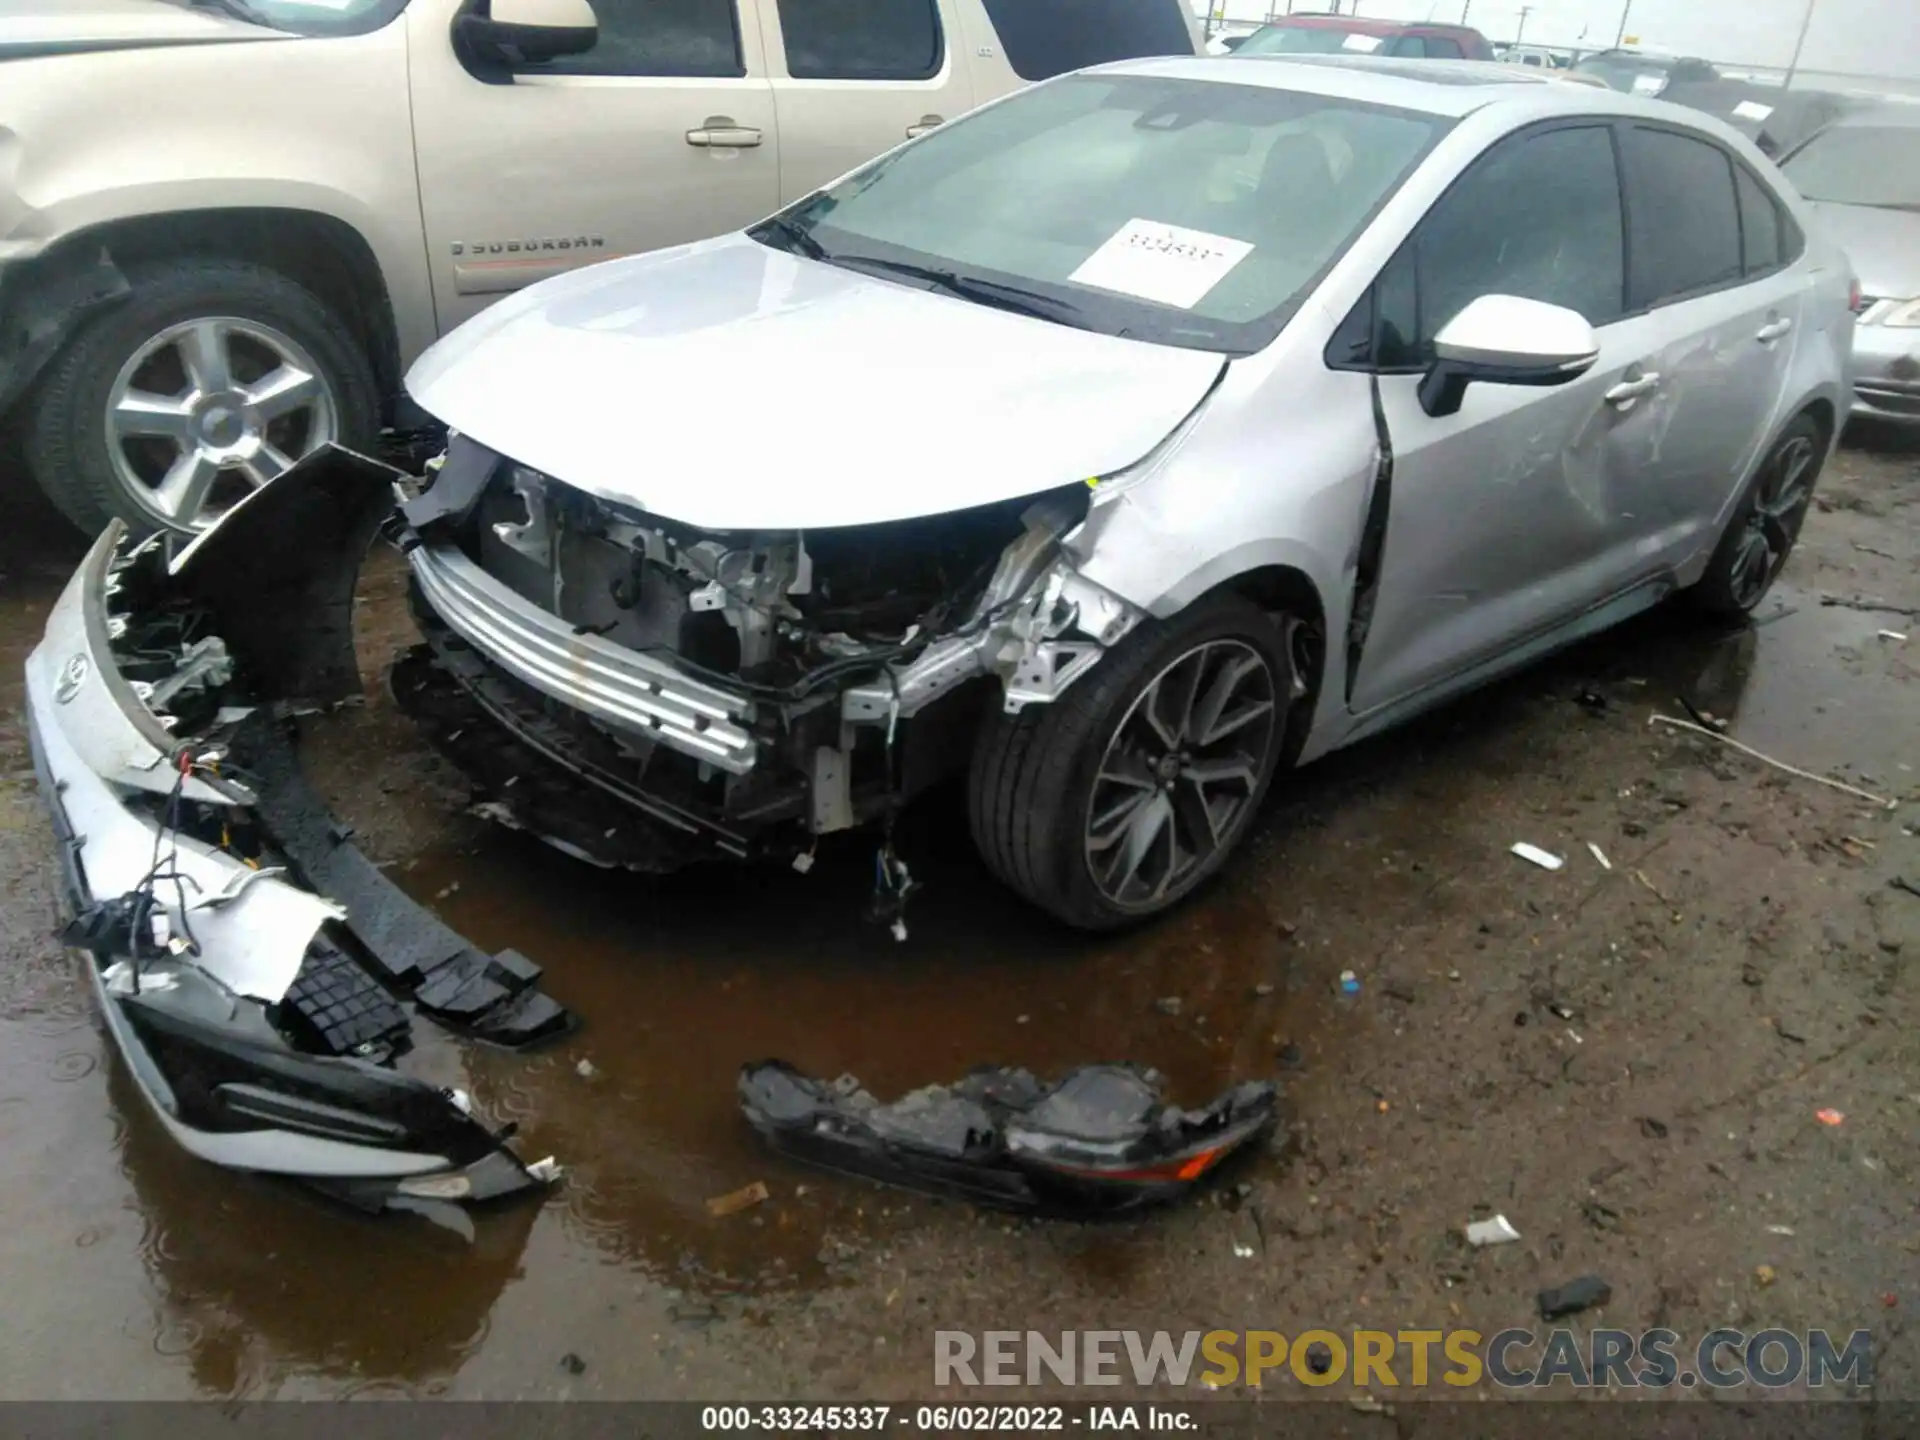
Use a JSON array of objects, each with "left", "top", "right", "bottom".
[
  {"left": 1587, "top": 842, "right": 1612, "bottom": 871},
  {"left": 1465, "top": 1214, "right": 1522, "bottom": 1247},
  {"left": 738, "top": 1061, "right": 1276, "bottom": 1214},
  {"left": 1349, "top": 1394, "right": 1392, "bottom": 1416},
  {"left": 1755, "top": 1265, "right": 1777, "bottom": 1287},
  {"left": 1511, "top": 842, "right": 1564, "bottom": 871},
  {"left": 1766, "top": 1225, "right": 1796, "bottom": 1237},
  {"left": 575, "top": 1057, "right": 599, "bottom": 1079},
  {"left": 1815, "top": 1108, "right": 1846, "bottom": 1127},
  {"left": 559, "top": 1352, "right": 587, "bottom": 1376},
  {"left": 1633, "top": 869, "right": 1672, "bottom": 905},
  {"left": 1891, "top": 877, "right": 1920, "bottom": 901},
  {"left": 1819, "top": 595, "right": 1920, "bottom": 617},
  {"left": 1573, "top": 687, "right": 1609, "bottom": 715},
  {"left": 1640, "top": 1117, "right": 1670, "bottom": 1140},
  {"left": 1879, "top": 629, "right": 1909, "bottom": 642},
  {"left": 525, "top": 1156, "right": 564, "bottom": 1184},
  {"left": 1277, "top": 1042, "right": 1305, "bottom": 1071},
  {"left": 1852, "top": 541, "right": 1899, "bottom": 560},
  {"left": 706, "top": 1180, "right": 772, "bottom": 1217},
  {"left": 1772, "top": 1018, "right": 1807, "bottom": 1044},
  {"left": 1338, "top": 970, "right": 1361, "bottom": 996},
  {"left": 1647, "top": 714, "right": 1897, "bottom": 809},
  {"left": 1678, "top": 696, "right": 1729, "bottom": 733},
  {"left": 1252, "top": 982, "right": 1275, "bottom": 997},
  {"left": 1155, "top": 996, "right": 1183, "bottom": 1016},
  {"left": 1537, "top": 1275, "right": 1613, "bottom": 1320},
  {"left": 1232, "top": 1241, "right": 1256, "bottom": 1259}
]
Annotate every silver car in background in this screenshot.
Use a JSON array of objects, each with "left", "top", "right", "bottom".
[
  {"left": 1780, "top": 104, "right": 1920, "bottom": 424},
  {"left": 37, "top": 56, "right": 1853, "bottom": 947}
]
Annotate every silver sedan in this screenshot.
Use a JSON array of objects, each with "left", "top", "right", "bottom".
[{"left": 51, "top": 55, "right": 1853, "bottom": 938}]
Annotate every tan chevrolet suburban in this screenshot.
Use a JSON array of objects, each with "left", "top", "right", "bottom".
[{"left": 0, "top": 0, "right": 1201, "bottom": 535}]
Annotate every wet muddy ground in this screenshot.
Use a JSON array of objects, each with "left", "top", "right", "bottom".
[{"left": 0, "top": 429, "right": 1914, "bottom": 1403}]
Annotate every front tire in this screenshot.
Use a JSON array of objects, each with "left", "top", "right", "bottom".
[
  {"left": 969, "top": 594, "right": 1297, "bottom": 930},
  {"left": 23, "top": 258, "right": 379, "bottom": 536},
  {"left": 1687, "top": 412, "right": 1826, "bottom": 621}
]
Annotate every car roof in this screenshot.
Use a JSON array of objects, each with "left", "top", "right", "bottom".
[
  {"left": 1817, "top": 100, "right": 1920, "bottom": 130},
  {"left": 1257, "top": 15, "right": 1410, "bottom": 35},
  {"left": 1116, "top": 53, "right": 1683, "bottom": 121}
]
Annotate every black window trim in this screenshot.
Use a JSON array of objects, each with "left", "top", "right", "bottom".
[
  {"left": 1326, "top": 115, "right": 1630, "bottom": 375},
  {"left": 776, "top": 0, "right": 945, "bottom": 83},
  {"left": 1733, "top": 156, "right": 1804, "bottom": 279}
]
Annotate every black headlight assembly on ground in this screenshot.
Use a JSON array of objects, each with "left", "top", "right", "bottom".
[{"left": 738, "top": 1061, "right": 1278, "bottom": 1215}]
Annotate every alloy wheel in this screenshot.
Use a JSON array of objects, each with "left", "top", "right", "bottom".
[
  {"left": 1729, "top": 433, "right": 1817, "bottom": 610},
  {"left": 104, "top": 316, "right": 337, "bottom": 530},
  {"left": 1083, "top": 638, "right": 1279, "bottom": 911}
]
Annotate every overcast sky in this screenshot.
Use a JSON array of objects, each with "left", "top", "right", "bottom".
[{"left": 1203, "top": 0, "right": 1911, "bottom": 79}]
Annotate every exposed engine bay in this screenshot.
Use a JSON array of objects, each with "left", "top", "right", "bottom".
[{"left": 392, "top": 434, "right": 1148, "bottom": 903}]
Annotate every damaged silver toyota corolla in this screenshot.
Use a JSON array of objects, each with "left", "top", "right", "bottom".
[{"left": 372, "top": 59, "right": 1846, "bottom": 929}]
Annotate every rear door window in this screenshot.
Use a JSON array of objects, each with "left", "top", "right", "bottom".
[
  {"left": 1423, "top": 36, "right": 1465, "bottom": 58},
  {"left": 1392, "top": 36, "right": 1428, "bottom": 57},
  {"left": 1620, "top": 125, "right": 1744, "bottom": 308},
  {"left": 776, "top": 0, "right": 941, "bottom": 80},
  {"left": 1735, "top": 164, "right": 1784, "bottom": 276},
  {"left": 980, "top": 0, "right": 1195, "bottom": 82}
]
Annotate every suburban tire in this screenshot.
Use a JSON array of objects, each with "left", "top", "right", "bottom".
[
  {"left": 23, "top": 258, "right": 379, "bottom": 536},
  {"left": 1687, "top": 411, "right": 1827, "bottom": 621},
  {"left": 968, "top": 593, "right": 1298, "bottom": 931}
]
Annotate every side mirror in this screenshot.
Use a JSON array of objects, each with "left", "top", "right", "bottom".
[
  {"left": 1418, "top": 294, "right": 1600, "bottom": 418},
  {"left": 455, "top": 0, "right": 597, "bottom": 71}
]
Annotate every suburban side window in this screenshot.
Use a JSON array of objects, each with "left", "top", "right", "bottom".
[
  {"left": 1392, "top": 36, "right": 1429, "bottom": 58},
  {"left": 980, "top": 0, "right": 1196, "bottom": 82},
  {"left": 1735, "top": 164, "right": 1784, "bottom": 275},
  {"left": 777, "top": 0, "right": 941, "bottom": 80},
  {"left": 1620, "top": 126, "right": 1743, "bottom": 308},
  {"left": 1397, "top": 124, "right": 1625, "bottom": 364},
  {"left": 1424, "top": 36, "right": 1464, "bottom": 59},
  {"left": 537, "top": 0, "right": 743, "bottom": 77}
]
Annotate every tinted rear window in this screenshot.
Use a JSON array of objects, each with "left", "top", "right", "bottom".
[
  {"left": 777, "top": 0, "right": 941, "bottom": 79},
  {"left": 981, "top": 0, "right": 1194, "bottom": 81},
  {"left": 1621, "top": 125, "right": 1743, "bottom": 307}
]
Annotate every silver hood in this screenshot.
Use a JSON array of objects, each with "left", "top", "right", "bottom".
[
  {"left": 405, "top": 233, "right": 1227, "bottom": 531},
  {"left": 1806, "top": 199, "right": 1920, "bottom": 300},
  {"left": 0, "top": 0, "right": 277, "bottom": 56}
]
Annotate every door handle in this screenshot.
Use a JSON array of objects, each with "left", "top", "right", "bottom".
[
  {"left": 1756, "top": 317, "right": 1794, "bottom": 343},
  {"left": 906, "top": 114, "right": 944, "bottom": 138},
  {"left": 1604, "top": 372, "right": 1661, "bottom": 408},
  {"left": 686, "top": 119, "right": 763, "bottom": 148}
]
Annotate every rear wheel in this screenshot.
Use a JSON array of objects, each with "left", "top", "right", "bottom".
[
  {"left": 1688, "top": 412, "right": 1826, "bottom": 620},
  {"left": 24, "top": 258, "right": 378, "bottom": 536},
  {"left": 968, "top": 594, "right": 1299, "bottom": 930}
]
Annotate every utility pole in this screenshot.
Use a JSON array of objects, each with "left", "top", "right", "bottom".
[
  {"left": 1460, "top": 0, "right": 1471, "bottom": 23},
  {"left": 1784, "top": 0, "right": 1817, "bottom": 90},
  {"left": 1515, "top": 4, "right": 1533, "bottom": 44},
  {"left": 1614, "top": 0, "right": 1634, "bottom": 47}
]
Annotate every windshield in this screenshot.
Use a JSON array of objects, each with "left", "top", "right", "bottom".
[
  {"left": 176, "top": 0, "right": 403, "bottom": 37},
  {"left": 1572, "top": 53, "right": 1674, "bottom": 94},
  {"left": 1784, "top": 126, "right": 1920, "bottom": 211},
  {"left": 1236, "top": 24, "right": 1389, "bottom": 56},
  {"left": 753, "top": 74, "right": 1443, "bottom": 356}
]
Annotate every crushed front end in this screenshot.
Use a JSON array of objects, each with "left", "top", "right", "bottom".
[
  {"left": 25, "top": 448, "right": 571, "bottom": 1211},
  {"left": 390, "top": 435, "right": 1147, "bottom": 885}
]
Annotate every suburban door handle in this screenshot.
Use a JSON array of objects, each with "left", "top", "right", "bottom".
[
  {"left": 1604, "top": 372, "right": 1661, "bottom": 408},
  {"left": 686, "top": 119, "right": 763, "bottom": 148},
  {"left": 1756, "top": 317, "right": 1794, "bottom": 343},
  {"left": 906, "top": 114, "right": 944, "bottom": 138}
]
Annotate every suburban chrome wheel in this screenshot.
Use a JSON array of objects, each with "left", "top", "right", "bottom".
[
  {"left": 1729, "top": 432, "right": 1817, "bottom": 610},
  {"left": 104, "top": 316, "right": 337, "bottom": 529},
  {"left": 1083, "top": 638, "right": 1278, "bottom": 911}
]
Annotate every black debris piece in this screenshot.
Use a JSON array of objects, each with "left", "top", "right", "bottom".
[
  {"left": 1538, "top": 1275, "right": 1613, "bottom": 1320},
  {"left": 738, "top": 1061, "right": 1277, "bottom": 1216},
  {"left": 1640, "top": 1116, "right": 1669, "bottom": 1140},
  {"left": 279, "top": 937, "right": 410, "bottom": 1060}
]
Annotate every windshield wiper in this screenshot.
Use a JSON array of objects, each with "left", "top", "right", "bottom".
[
  {"left": 753, "top": 214, "right": 830, "bottom": 261},
  {"left": 831, "top": 257, "right": 1086, "bottom": 326}
]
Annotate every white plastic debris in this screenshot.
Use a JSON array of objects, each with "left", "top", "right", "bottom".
[
  {"left": 1766, "top": 1224, "right": 1796, "bottom": 1236},
  {"left": 1465, "top": 1214, "right": 1522, "bottom": 1247},
  {"left": 447, "top": 1087, "right": 474, "bottom": 1116},
  {"left": 1232, "top": 1242, "right": 1256, "bottom": 1258},
  {"left": 1587, "top": 842, "right": 1612, "bottom": 871},
  {"left": 792, "top": 849, "right": 815, "bottom": 874},
  {"left": 1877, "top": 629, "right": 1908, "bottom": 642},
  {"left": 1511, "top": 842, "right": 1564, "bottom": 871},
  {"left": 575, "top": 1058, "right": 598, "bottom": 1079},
  {"left": 525, "top": 1156, "right": 565, "bottom": 1184}
]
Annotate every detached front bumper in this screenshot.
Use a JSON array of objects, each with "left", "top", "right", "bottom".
[
  {"left": 1852, "top": 322, "right": 1920, "bottom": 423},
  {"left": 23, "top": 448, "right": 573, "bottom": 1210}
]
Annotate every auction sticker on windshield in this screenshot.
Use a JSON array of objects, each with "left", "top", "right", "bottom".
[
  {"left": 1342, "top": 33, "right": 1383, "bottom": 52},
  {"left": 1069, "top": 219, "right": 1253, "bottom": 309}
]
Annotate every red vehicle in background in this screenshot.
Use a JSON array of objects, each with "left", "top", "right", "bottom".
[{"left": 1228, "top": 13, "right": 1496, "bottom": 61}]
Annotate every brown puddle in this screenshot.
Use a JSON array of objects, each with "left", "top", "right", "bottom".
[{"left": 0, "top": 473, "right": 1911, "bottom": 1396}]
